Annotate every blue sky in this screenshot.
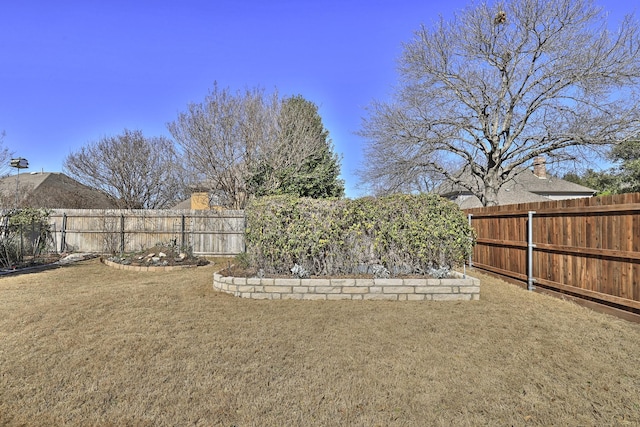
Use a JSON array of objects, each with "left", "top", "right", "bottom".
[{"left": 0, "top": 0, "right": 635, "bottom": 198}]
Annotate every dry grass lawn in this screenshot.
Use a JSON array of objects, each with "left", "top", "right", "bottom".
[{"left": 1, "top": 258, "right": 640, "bottom": 426}]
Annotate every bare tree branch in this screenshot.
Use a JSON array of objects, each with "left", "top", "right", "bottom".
[
  {"left": 169, "top": 85, "right": 343, "bottom": 208},
  {"left": 0, "top": 131, "right": 15, "bottom": 178},
  {"left": 64, "top": 129, "right": 186, "bottom": 209}
]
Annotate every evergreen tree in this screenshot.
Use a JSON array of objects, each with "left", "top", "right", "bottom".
[
  {"left": 609, "top": 138, "right": 640, "bottom": 193},
  {"left": 248, "top": 95, "right": 344, "bottom": 198},
  {"left": 563, "top": 169, "right": 619, "bottom": 195}
]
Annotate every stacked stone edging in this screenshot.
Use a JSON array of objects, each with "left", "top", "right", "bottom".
[
  {"left": 101, "top": 257, "right": 198, "bottom": 272},
  {"left": 213, "top": 272, "right": 480, "bottom": 301}
]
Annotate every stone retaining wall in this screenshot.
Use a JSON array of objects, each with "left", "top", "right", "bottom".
[
  {"left": 101, "top": 257, "right": 198, "bottom": 272},
  {"left": 213, "top": 272, "right": 480, "bottom": 301}
]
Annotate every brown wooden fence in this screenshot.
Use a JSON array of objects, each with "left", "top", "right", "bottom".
[
  {"left": 48, "top": 209, "right": 245, "bottom": 256},
  {"left": 465, "top": 193, "right": 640, "bottom": 317}
]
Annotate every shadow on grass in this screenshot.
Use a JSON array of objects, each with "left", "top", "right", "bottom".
[{"left": 0, "top": 254, "right": 98, "bottom": 278}]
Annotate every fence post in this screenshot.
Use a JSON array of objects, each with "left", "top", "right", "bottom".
[
  {"left": 527, "top": 211, "right": 536, "bottom": 291},
  {"left": 120, "top": 214, "right": 125, "bottom": 254},
  {"left": 467, "top": 214, "right": 473, "bottom": 268},
  {"left": 61, "top": 213, "right": 67, "bottom": 253},
  {"left": 243, "top": 213, "right": 247, "bottom": 254},
  {"left": 181, "top": 214, "right": 186, "bottom": 250},
  {"left": 31, "top": 220, "right": 36, "bottom": 257},
  {"left": 19, "top": 224, "right": 23, "bottom": 263}
]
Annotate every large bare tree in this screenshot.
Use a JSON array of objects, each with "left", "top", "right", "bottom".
[
  {"left": 359, "top": 0, "right": 640, "bottom": 206},
  {"left": 168, "top": 84, "right": 278, "bottom": 209},
  {"left": 169, "top": 85, "right": 343, "bottom": 208},
  {"left": 64, "top": 129, "right": 186, "bottom": 209}
]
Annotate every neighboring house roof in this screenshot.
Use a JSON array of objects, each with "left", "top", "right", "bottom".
[
  {"left": 0, "top": 172, "right": 117, "bottom": 209},
  {"left": 436, "top": 159, "right": 596, "bottom": 208},
  {"left": 171, "top": 198, "right": 192, "bottom": 210}
]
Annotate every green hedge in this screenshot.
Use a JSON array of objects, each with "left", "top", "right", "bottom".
[{"left": 245, "top": 194, "right": 475, "bottom": 277}]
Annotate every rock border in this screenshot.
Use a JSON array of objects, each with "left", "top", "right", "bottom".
[
  {"left": 213, "top": 271, "right": 480, "bottom": 301},
  {"left": 100, "top": 257, "right": 199, "bottom": 272}
]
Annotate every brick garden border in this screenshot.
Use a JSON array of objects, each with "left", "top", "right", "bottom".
[
  {"left": 101, "top": 257, "right": 199, "bottom": 272},
  {"left": 213, "top": 272, "right": 480, "bottom": 301}
]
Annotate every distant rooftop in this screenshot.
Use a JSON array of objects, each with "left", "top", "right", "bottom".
[
  {"left": 436, "top": 158, "right": 596, "bottom": 208},
  {"left": 0, "top": 172, "right": 117, "bottom": 209}
]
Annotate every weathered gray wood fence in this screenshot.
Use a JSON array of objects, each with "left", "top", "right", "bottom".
[{"left": 49, "top": 209, "right": 245, "bottom": 255}]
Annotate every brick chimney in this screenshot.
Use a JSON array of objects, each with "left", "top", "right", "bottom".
[{"left": 533, "top": 156, "right": 547, "bottom": 179}]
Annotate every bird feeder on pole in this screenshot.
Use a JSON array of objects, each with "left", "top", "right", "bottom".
[{"left": 10, "top": 157, "right": 29, "bottom": 208}]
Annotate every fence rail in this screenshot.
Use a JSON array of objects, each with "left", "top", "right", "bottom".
[
  {"left": 465, "top": 193, "right": 640, "bottom": 316},
  {"left": 49, "top": 209, "right": 246, "bottom": 256}
]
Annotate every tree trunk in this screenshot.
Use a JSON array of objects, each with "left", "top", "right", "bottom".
[{"left": 483, "top": 172, "right": 500, "bottom": 207}]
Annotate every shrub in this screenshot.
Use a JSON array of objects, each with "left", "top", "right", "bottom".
[
  {"left": 0, "top": 208, "right": 53, "bottom": 268},
  {"left": 245, "top": 194, "right": 474, "bottom": 277}
]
